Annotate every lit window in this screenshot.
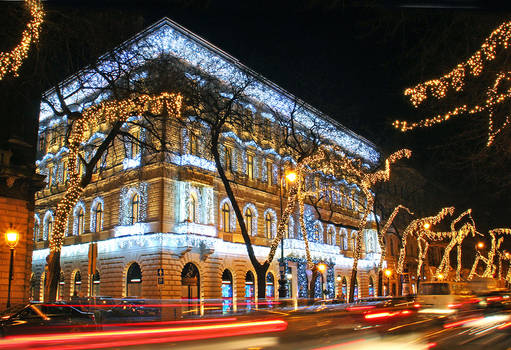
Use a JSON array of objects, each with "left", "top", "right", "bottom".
[
  {"left": 190, "top": 133, "right": 198, "bottom": 155},
  {"left": 93, "top": 203, "right": 103, "bottom": 232},
  {"left": 76, "top": 207, "right": 85, "bottom": 235},
  {"left": 222, "top": 202, "right": 231, "bottom": 233},
  {"left": 267, "top": 161, "right": 273, "bottom": 184},
  {"left": 327, "top": 229, "right": 334, "bottom": 245},
  {"left": 225, "top": 147, "right": 232, "bottom": 171},
  {"left": 34, "top": 220, "right": 40, "bottom": 241},
  {"left": 265, "top": 212, "right": 273, "bottom": 238},
  {"left": 245, "top": 208, "right": 253, "bottom": 236},
  {"left": 130, "top": 194, "right": 140, "bottom": 225},
  {"left": 130, "top": 128, "right": 140, "bottom": 158},
  {"left": 247, "top": 154, "right": 254, "bottom": 180},
  {"left": 188, "top": 193, "right": 197, "bottom": 223},
  {"left": 46, "top": 217, "right": 53, "bottom": 240},
  {"left": 61, "top": 160, "right": 68, "bottom": 183}
]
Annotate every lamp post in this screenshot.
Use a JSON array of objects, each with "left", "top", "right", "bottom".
[
  {"left": 318, "top": 263, "right": 327, "bottom": 299},
  {"left": 384, "top": 268, "right": 392, "bottom": 296},
  {"left": 278, "top": 169, "right": 297, "bottom": 298},
  {"left": 5, "top": 229, "right": 19, "bottom": 308}
]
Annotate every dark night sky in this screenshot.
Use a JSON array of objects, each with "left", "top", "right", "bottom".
[{"left": 2, "top": 0, "right": 511, "bottom": 233}]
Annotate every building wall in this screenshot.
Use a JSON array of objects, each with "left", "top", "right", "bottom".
[{"left": 0, "top": 196, "right": 34, "bottom": 309}]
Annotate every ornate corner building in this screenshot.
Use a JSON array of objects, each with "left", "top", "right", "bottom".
[{"left": 32, "top": 18, "right": 382, "bottom": 305}]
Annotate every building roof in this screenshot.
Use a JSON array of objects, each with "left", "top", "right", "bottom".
[{"left": 39, "top": 17, "right": 380, "bottom": 165}]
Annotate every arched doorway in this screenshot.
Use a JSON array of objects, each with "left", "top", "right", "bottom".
[
  {"left": 266, "top": 272, "right": 275, "bottom": 299},
  {"left": 92, "top": 270, "right": 100, "bottom": 297},
  {"left": 368, "top": 277, "right": 374, "bottom": 297},
  {"left": 73, "top": 271, "right": 82, "bottom": 298},
  {"left": 245, "top": 271, "right": 255, "bottom": 310},
  {"left": 221, "top": 269, "right": 233, "bottom": 313},
  {"left": 57, "top": 272, "right": 65, "bottom": 301},
  {"left": 181, "top": 263, "right": 200, "bottom": 314},
  {"left": 354, "top": 280, "right": 359, "bottom": 301},
  {"left": 126, "top": 263, "right": 142, "bottom": 297},
  {"left": 341, "top": 277, "right": 347, "bottom": 302}
]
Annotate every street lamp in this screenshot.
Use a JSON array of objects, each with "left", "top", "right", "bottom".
[
  {"left": 384, "top": 269, "right": 392, "bottom": 296},
  {"left": 477, "top": 242, "right": 485, "bottom": 250},
  {"left": 278, "top": 169, "right": 297, "bottom": 298},
  {"left": 317, "top": 263, "right": 327, "bottom": 299},
  {"left": 423, "top": 223, "right": 431, "bottom": 230},
  {"left": 5, "top": 229, "right": 19, "bottom": 308}
]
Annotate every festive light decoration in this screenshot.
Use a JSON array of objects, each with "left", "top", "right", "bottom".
[
  {"left": 396, "top": 207, "right": 455, "bottom": 276},
  {"left": 469, "top": 228, "right": 511, "bottom": 280},
  {"left": 48, "top": 92, "right": 182, "bottom": 253},
  {"left": 0, "top": 0, "right": 44, "bottom": 80},
  {"left": 435, "top": 209, "right": 478, "bottom": 281},
  {"left": 38, "top": 18, "right": 379, "bottom": 164},
  {"left": 395, "top": 20, "right": 511, "bottom": 146},
  {"left": 377, "top": 205, "right": 413, "bottom": 273}
]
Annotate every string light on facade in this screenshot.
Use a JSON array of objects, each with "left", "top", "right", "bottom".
[
  {"left": 0, "top": 0, "right": 44, "bottom": 80},
  {"left": 49, "top": 93, "right": 182, "bottom": 253}
]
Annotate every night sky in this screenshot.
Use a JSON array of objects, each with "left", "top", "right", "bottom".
[{"left": 2, "top": 0, "right": 511, "bottom": 234}]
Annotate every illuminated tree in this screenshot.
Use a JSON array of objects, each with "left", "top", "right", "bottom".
[{"left": 0, "top": 0, "right": 44, "bottom": 80}]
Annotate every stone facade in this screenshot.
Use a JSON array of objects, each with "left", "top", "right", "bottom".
[{"left": 32, "top": 18, "right": 382, "bottom": 304}]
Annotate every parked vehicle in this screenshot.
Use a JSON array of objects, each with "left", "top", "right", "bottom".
[{"left": 0, "top": 303, "right": 98, "bottom": 337}]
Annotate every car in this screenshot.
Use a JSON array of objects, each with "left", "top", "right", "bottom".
[
  {"left": 0, "top": 303, "right": 98, "bottom": 337},
  {"left": 475, "top": 289, "right": 511, "bottom": 312}
]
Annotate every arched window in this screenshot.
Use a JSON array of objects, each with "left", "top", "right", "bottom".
[
  {"left": 266, "top": 272, "right": 275, "bottom": 298},
  {"left": 222, "top": 202, "right": 231, "bottom": 233},
  {"left": 57, "top": 272, "right": 65, "bottom": 301},
  {"left": 245, "top": 271, "right": 255, "bottom": 310},
  {"left": 265, "top": 212, "right": 273, "bottom": 238},
  {"left": 75, "top": 207, "right": 85, "bottom": 235},
  {"left": 245, "top": 208, "right": 253, "bottom": 236},
  {"left": 221, "top": 269, "right": 233, "bottom": 313},
  {"left": 73, "top": 271, "right": 82, "bottom": 297},
  {"left": 44, "top": 212, "right": 53, "bottom": 241},
  {"left": 34, "top": 217, "right": 40, "bottom": 241},
  {"left": 327, "top": 227, "right": 335, "bottom": 245},
  {"left": 93, "top": 202, "right": 103, "bottom": 232},
  {"left": 92, "top": 270, "right": 100, "bottom": 297},
  {"left": 127, "top": 262, "right": 142, "bottom": 297},
  {"left": 130, "top": 194, "right": 140, "bottom": 225},
  {"left": 313, "top": 223, "right": 322, "bottom": 243},
  {"left": 188, "top": 193, "right": 197, "bottom": 223}
]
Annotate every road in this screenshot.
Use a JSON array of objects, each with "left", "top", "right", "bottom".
[{"left": 1, "top": 304, "right": 511, "bottom": 349}]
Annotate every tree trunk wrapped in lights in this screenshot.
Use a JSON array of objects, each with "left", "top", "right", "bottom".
[
  {"left": 45, "top": 93, "right": 182, "bottom": 301},
  {"left": 396, "top": 207, "right": 455, "bottom": 278},
  {"left": 469, "top": 228, "right": 511, "bottom": 280},
  {"left": 0, "top": 0, "right": 44, "bottom": 80}
]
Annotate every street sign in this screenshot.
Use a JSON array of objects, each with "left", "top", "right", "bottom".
[
  {"left": 158, "top": 277, "right": 164, "bottom": 285},
  {"left": 157, "top": 268, "right": 164, "bottom": 276}
]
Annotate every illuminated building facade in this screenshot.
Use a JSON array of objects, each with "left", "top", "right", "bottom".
[{"left": 31, "top": 18, "right": 382, "bottom": 304}]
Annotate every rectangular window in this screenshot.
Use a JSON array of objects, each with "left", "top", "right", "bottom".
[
  {"left": 190, "top": 133, "right": 198, "bottom": 155},
  {"left": 47, "top": 166, "right": 53, "bottom": 188},
  {"left": 225, "top": 146, "right": 232, "bottom": 171},
  {"left": 247, "top": 154, "right": 254, "bottom": 180},
  {"left": 130, "top": 128, "right": 140, "bottom": 158},
  {"left": 62, "top": 160, "right": 68, "bottom": 183},
  {"left": 267, "top": 161, "right": 272, "bottom": 184}
]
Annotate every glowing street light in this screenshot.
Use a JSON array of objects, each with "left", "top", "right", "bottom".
[
  {"left": 278, "top": 169, "right": 297, "bottom": 299},
  {"left": 477, "top": 242, "right": 485, "bottom": 249},
  {"left": 384, "top": 269, "right": 392, "bottom": 296},
  {"left": 423, "top": 223, "right": 431, "bottom": 230},
  {"left": 5, "top": 228, "right": 19, "bottom": 308},
  {"left": 436, "top": 273, "right": 444, "bottom": 280}
]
